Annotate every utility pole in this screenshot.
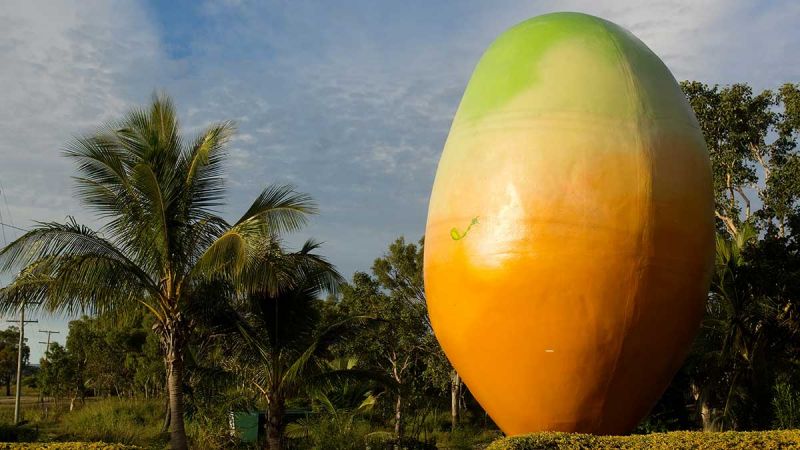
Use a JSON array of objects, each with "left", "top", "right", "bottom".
[
  {"left": 38, "top": 330, "right": 60, "bottom": 362},
  {"left": 7, "top": 303, "right": 37, "bottom": 424}
]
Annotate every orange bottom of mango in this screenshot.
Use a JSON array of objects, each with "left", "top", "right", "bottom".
[{"left": 424, "top": 218, "right": 711, "bottom": 435}]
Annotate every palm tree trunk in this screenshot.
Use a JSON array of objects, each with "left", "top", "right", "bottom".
[
  {"left": 161, "top": 362, "right": 171, "bottom": 433},
  {"left": 266, "top": 395, "right": 285, "bottom": 450},
  {"left": 167, "top": 354, "right": 187, "bottom": 450},
  {"left": 162, "top": 395, "right": 171, "bottom": 433},
  {"left": 164, "top": 330, "right": 188, "bottom": 450}
]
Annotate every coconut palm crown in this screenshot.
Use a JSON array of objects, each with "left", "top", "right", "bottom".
[{"left": 0, "top": 94, "right": 340, "bottom": 449}]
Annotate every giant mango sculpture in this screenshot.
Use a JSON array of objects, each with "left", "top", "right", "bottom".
[{"left": 424, "top": 12, "right": 714, "bottom": 435}]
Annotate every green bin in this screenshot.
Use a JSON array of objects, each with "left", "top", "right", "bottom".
[{"left": 229, "top": 411, "right": 263, "bottom": 443}]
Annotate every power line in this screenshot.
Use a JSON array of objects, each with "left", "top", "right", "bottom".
[
  {"left": 38, "top": 330, "right": 60, "bottom": 362},
  {"left": 0, "top": 183, "right": 25, "bottom": 242},
  {"left": 0, "top": 197, "right": 5, "bottom": 245},
  {"left": 0, "top": 221, "right": 26, "bottom": 233},
  {"left": 0, "top": 182, "right": 13, "bottom": 245},
  {"left": 0, "top": 182, "right": 14, "bottom": 232}
]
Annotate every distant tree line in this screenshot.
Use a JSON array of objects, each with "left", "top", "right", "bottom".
[{"left": 35, "top": 314, "right": 163, "bottom": 409}]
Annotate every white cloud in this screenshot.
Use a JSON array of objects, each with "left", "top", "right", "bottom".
[
  {"left": 0, "top": 0, "right": 166, "bottom": 357},
  {"left": 0, "top": 0, "right": 164, "bottom": 229}
]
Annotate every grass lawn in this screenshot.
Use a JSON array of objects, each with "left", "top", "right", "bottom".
[{"left": 0, "top": 396, "right": 168, "bottom": 449}]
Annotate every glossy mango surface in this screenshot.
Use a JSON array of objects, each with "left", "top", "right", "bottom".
[{"left": 424, "top": 12, "right": 714, "bottom": 435}]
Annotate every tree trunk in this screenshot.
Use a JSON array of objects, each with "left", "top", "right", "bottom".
[
  {"left": 700, "top": 401, "right": 715, "bottom": 431},
  {"left": 161, "top": 395, "right": 171, "bottom": 433},
  {"left": 394, "top": 393, "right": 403, "bottom": 438},
  {"left": 5, "top": 378, "right": 9, "bottom": 397},
  {"left": 164, "top": 329, "right": 188, "bottom": 450},
  {"left": 691, "top": 382, "right": 716, "bottom": 431},
  {"left": 266, "top": 395, "right": 285, "bottom": 450},
  {"left": 450, "top": 370, "right": 461, "bottom": 430},
  {"left": 161, "top": 361, "right": 171, "bottom": 433}
]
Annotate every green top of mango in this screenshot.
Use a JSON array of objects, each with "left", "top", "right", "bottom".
[{"left": 454, "top": 12, "right": 697, "bottom": 128}]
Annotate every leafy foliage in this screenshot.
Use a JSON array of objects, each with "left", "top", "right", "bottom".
[
  {"left": 38, "top": 343, "right": 78, "bottom": 401},
  {"left": 0, "top": 327, "right": 29, "bottom": 396},
  {"left": 772, "top": 382, "right": 800, "bottom": 429}
]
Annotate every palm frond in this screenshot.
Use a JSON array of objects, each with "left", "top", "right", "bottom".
[
  {"left": 304, "top": 368, "right": 398, "bottom": 397},
  {"left": 287, "top": 239, "right": 344, "bottom": 295},
  {"left": 231, "top": 238, "right": 342, "bottom": 298},
  {"left": 235, "top": 184, "right": 316, "bottom": 235},
  {"left": 64, "top": 133, "right": 138, "bottom": 219},
  {"left": 0, "top": 253, "right": 152, "bottom": 316},
  {"left": 281, "top": 315, "right": 379, "bottom": 390},
  {"left": 130, "top": 162, "right": 170, "bottom": 263},
  {"left": 181, "top": 122, "right": 234, "bottom": 219},
  {"left": 191, "top": 229, "right": 252, "bottom": 280},
  {"left": 0, "top": 219, "right": 151, "bottom": 285}
]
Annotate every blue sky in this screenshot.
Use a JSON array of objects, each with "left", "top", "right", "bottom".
[{"left": 1, "top": 0, "right": 799, "bottom": 359}]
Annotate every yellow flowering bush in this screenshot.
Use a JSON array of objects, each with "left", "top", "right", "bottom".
[{"left": 487, "top": 430, "right": 800, "bottom": 449}]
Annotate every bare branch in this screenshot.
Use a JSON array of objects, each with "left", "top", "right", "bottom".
[
  {"left": 734, "top": 186, "right": 751, "bottom": 220},
  {"left": 750, "top": 143, "right": 771, "bottom": 180},
  {"left": 715, "top": 210, "right": 738, "bottom": 237}
]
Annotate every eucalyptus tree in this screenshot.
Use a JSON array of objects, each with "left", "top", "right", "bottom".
[
  {"left": 679, "top": 81, "right": 800, "bottom": 238},
  {"left": 371, "top": 237, "right": 462, "bottom": 429},
  {"left": 337, "top": 237, "right": 445, "bottom": 438},
  {"left": 680, "top": 81, "right": 775, "bottom": 236},
  {"left": 760, "top": 83, "right": 800, "bottom": 236},
  {"left": 0, "top": 94, "right": 316, "bottom": 449},
  {"left": 37, "top": 342, "right": 78, "bottom": 406}
]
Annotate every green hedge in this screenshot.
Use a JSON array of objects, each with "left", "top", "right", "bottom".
[
  {"left": 487, "top": 430, "right": 800, "bottom": 449},
  {"left": 0, "top": 444, "right": 140, "bottom": 449}
]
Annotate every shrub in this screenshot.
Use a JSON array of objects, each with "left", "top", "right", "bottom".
[
  {"left": 773, "top": 382, "right": 800, "bottom": 429},
  {"left": 0, "top": 422, "right": 39, "bottom": 442},
  {"left": 285, "top": 415, "right": 372, "bottom": 450},
  {"left": 186, "top": 413, "right": 250, "bottom": 449},
  {"left": 487, "top": 430, "right": 800, "bottom": 449}
]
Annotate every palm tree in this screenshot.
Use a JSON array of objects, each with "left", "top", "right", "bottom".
[
  {"left": 284, "top": 359, "right": 377, "bottom": 450},
  {"left": 690, "top": 223, "right": 777, "bottom": 430},
  {"left": 217, "top": 248, "right": 379, "bottom": 450},
  {"left": 0, "top": 94, "right": 317, "bottom": 449}
]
